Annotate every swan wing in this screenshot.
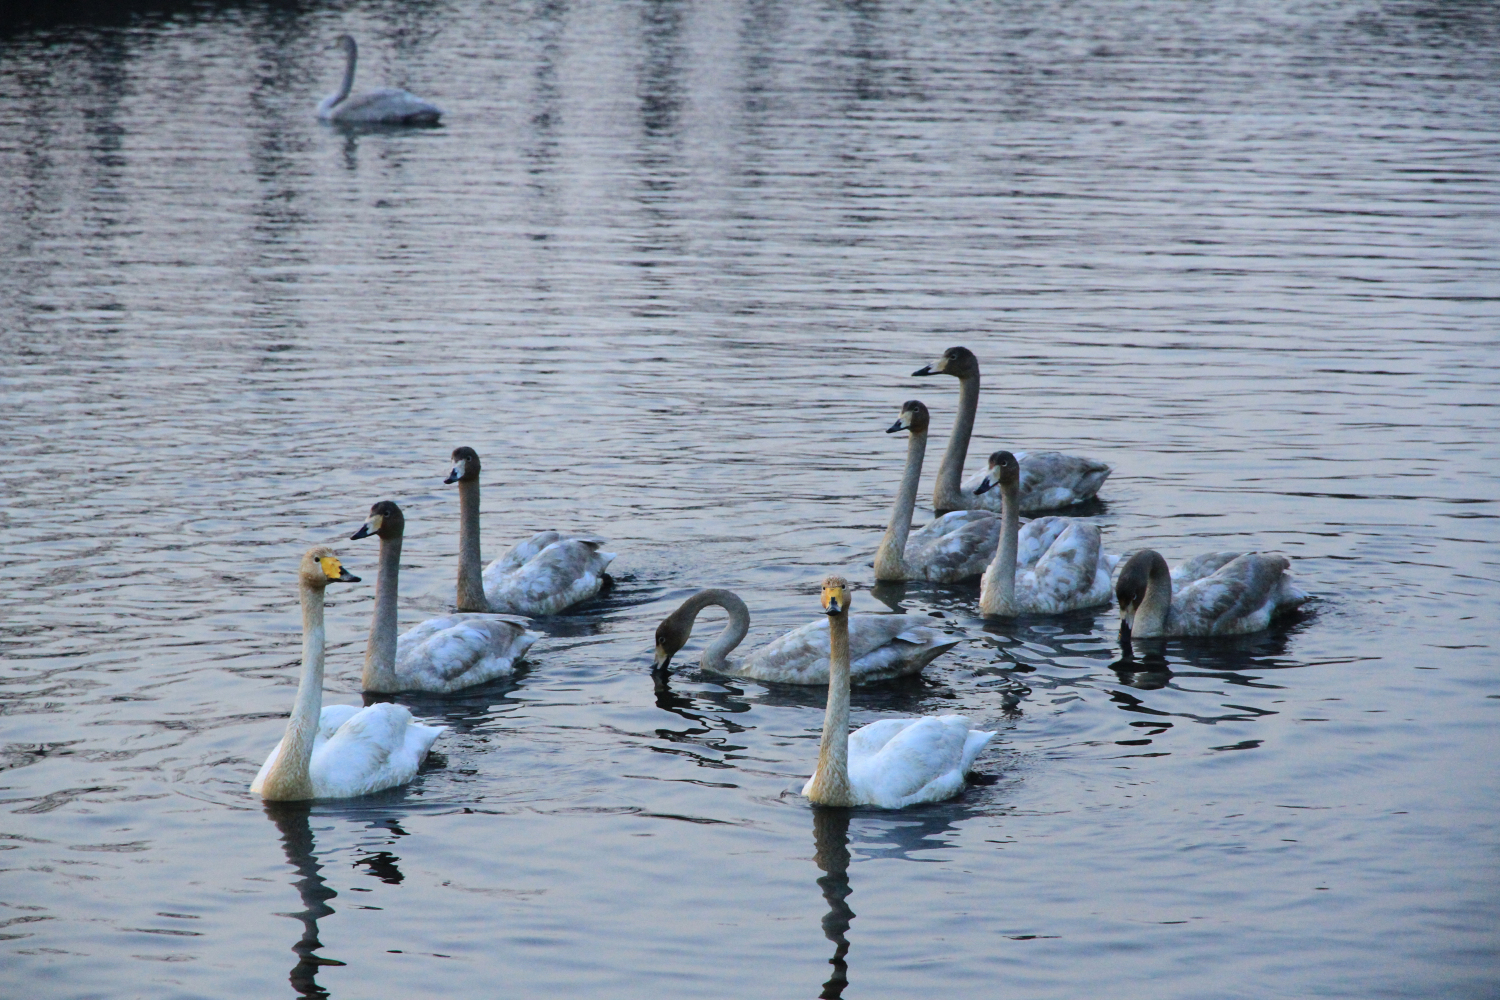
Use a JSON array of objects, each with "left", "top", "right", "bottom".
[
  {"left": 1171, "top": 551, "right": 1244, "bottom": 588},
  {"left": 907, "top": 511, "right": 1001, "bottom": 582},
  {"left": 1022, "top": 519, "right": 1111, "bottom": 612},
  {"left": 1172, "top": 553, "right": 1303, "bottom": 635},
  {"left": 484, "top": 537, "right": 616, "bottom": 616},
  {"left": 329, "top": 87, "right": 443, "bottom": 124},
  {"left": 395, "top": 614, "right": 539, "bottom": 692},
  {"left": 1016, "top": 515, "right": 1070, "bottom": 568},
  {"left": 492, "top": 530, "right": 566, "bottom": 575},
  {"left": 1014, "top": 451, "right": 1111, "bottom": 511},
  {"left": 308, "top": 702, "right": 443, "bottom": 799},
  {"left": 848, "top": 715, "right": 995, "bottom": 808},
  {"left": 735, "top": 615, "right": 958, "bottom": 685}
]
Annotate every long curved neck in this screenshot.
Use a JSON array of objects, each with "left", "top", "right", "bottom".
[
  {"left": 807, "top": 612, "right": 854, "bottom": 807},
  {"left": 1131, "top": 563, "right": 1173, "bottom": 638},
  {"left": 980, "top": 478, "right": 1019, "bottom": 614},
  {"left": 335, "top": 43, "right": 356, "bottom": 104},
  {"left": 933, "top": 371, "right": 979, "bottom": 513},
  {"left": 363, "top": 533, "right": 402, "bottom": 692},
  {"left": 681, "top": 589, "right": 749, "bottom": 671},
  {"left": 874, "top": 430, "right": 926, "bottom": 581},
  {"left": 456, "top": 479, "right": 489, "bottom": 612},
  {"left": 263, "top": 583, "right": 326, "bottom": 800}
]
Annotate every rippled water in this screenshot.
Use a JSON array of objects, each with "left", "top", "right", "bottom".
[{"left": 2, "top": 0, "right": 1498, "bottom": 996}]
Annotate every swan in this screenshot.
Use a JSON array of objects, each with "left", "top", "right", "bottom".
[
  {"left": 251, "top": 547, "right": 444, "bottom": 801},
  {"left": 1115, "top": 548, "right": 1309, "bottom": 638},
  {"left": 446, "top": 447, "right": 616, "bottom": 617},
  {"left": 975, "top": 451, "right": 1117, "bottom": 616},
  {"left": 913, "top": 346, "right": 1110, "bottom": 513},
  {"left": 651, "top": 588, "right": 958, "bottom": 685},
  {"left": 317, "top": 35, "right": 443, "bottom": 125},
  {"left": 874, "top": 399, "right": 1001, "bottom": 582},
  {"left": 801, "top": 576, "right": 995, "bottom": 809},
  {"left": 350, "top": 501, "right": 540, "bottom": 693}
]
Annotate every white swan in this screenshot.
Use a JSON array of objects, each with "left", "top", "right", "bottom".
[
  {"left": 874, "top": 400, "right": 1001, "bottom": 583},
  {"left": 652, "top": 588, "right": 958, "bottom": 685},
  {"left": 1116, "top": 549, "right": 1309, "bottom": 638},
  {"left": 802, "top": 576, "right": 995, "bottom": 809},
  {"left": 913, "top": 346, "right": 1110, "bottom": 513},
  {"left": 447, "top": 447, "right": 616, "bottom": 617},
  {"left": 976, "top": 451, "right": 1116, "bottom": 616},
  {"left": 251, "top": 547, "right": 444, "bottom": 801},
  {"left": 317, "top": 35, "right": 443, "bottom": 125},
  {"left": 351, "top": 501, "right": 540, "bottom": 693}
]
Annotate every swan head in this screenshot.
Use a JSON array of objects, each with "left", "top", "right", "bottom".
[
  {"left": 912, "top": 346, "right": 977, "bottom": 378},
  {"left": 351, "top": 500, "right": 404, "bottom": 541},
  {"left": 300, "top": 545, "right": 361, "bottom": 589},
  {"left": 1115, "top": 549, "right": 1170, "bottom": 631},
  {"left": 821, "top": 575, "right": 852, "bottom": 616},
  {"left": 973, "top": 450, "right": 1018, "bottom": 495},
  {"left": 333, "top": 33, "right": 357, "bottom": 54},
  {"left": 652, "top": 608, "right": 694, "bottom": 672},
  {"left": 887, "top": 400, "right": 929, "bottom": 435},
  {"left": 445, "top": 446, "right": 481, "bottom": 484}
]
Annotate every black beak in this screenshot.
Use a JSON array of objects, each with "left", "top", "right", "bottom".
[
  {"left": 443, "top": 471, "right": 460, "bottom": 484},
  {"left": 974, "top": 476, "right": 994, "bottom": 495},
  {"left": 911, "top": 364, "right": 934, "bottom": 377},
  {"left": 825, "top": 598, "right": 842, "bottom": 615},
  {"left": 651, "top": 651, "right": 674, "bottom": 673},
  {"left": 335, "top": 568, "right": 360, "bottom": 583},
  {"left": 350, "top": 523, "right": 373, "bottom": 540},
  {"left": 886, "top": 418, "right": 906, "bottom": 433}
]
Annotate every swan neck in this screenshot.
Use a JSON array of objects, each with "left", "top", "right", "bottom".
[
  {"left": 980, "top": 479, "right": 1020, "bottom": 614},
  {"left": 934, "top": 371, "right": 979, "bottom": 512},
  {"left": 1133, "top": 561, "right": 1173, "bottom": 637},
  {"left": 682, "top": 589, "right": 749, "bottom": 671},
  {"left": 363, "top": 533, "right": 402, "bottom": 692},
  {"left": 336, "top": 42, "right": 356, "bottom": 104},
  {"left": 264, "top": 582, "right": 326, "bottom": 800},
  {"left": 808, "top": 613, "right": 854, "bottom": 807},
  {"left": 874, "top": 430, "right": 925, "bottom": 580},
  {"left": 456, "top": 479, "right": 488, "bottom": 611}
]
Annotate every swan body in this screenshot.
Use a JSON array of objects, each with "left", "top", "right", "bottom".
[
  {"left": 251, "top": 547, "right": 443, "bottom": 801},
  {"left": 447, "top": 447, "right": 616, "bottom": 617},
  {"left": 874, "top": 400, "right": 1000, "bottom": 582},
  {"left": 913, "top": 346, "right": 1109, "bottom": 513},
  {"left": 653, "top": 589, "right": 958, "bottom": 685},
  {"left": 801, "top": 577, "right": 994, "bottom": 809},
  {"left": 1116, "top": 549, "right": 1309, "bottom": 638},
  {"left": 318, "top": 35, "right": 442, "bottom": 125},
  {"left": 976, "top": 451, "right": 1116, "bottom": 616},
  {"left": 352, "top": 501, "right": 539, "bottom": 693}
]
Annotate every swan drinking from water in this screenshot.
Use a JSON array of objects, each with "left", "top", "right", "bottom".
[
  {"left": 317, "top": 34, "right": 443, "bottom": 125},
  {"left": 1115, "top": 549, "right": 1309, "bottom": 638}
]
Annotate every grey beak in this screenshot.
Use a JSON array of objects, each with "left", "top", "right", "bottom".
[
  {"left": 911, "top": 364, "right": 934, "bottom": 377},
  {"left": 974, "top": 476, "right": 995, "bottom": 495},
  {"left": 886, "top": 418, "right": 906, "bottom": 433},
  {"left": 443, "top": 469, "right": 460, "bottom": 484},
  {"left": 350, "top": 522, "right": 373, "bottom": 540}
]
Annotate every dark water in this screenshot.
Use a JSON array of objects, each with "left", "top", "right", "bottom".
[{"left": 2, "top": 0, "right": 1498, "bottom": 996}]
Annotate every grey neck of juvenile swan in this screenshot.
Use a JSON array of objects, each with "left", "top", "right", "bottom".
[
  {"left": 363, "top": 532, "right": 402, "bottom": 692},
  {"left": 933, "top": 370, "right": 979, "bottom": 513},
  {"left": 262, "top": 582, "right": 326, "bottom": 800},
  {"left": 682, "top": 589, "right": 750, "bottom": 671},
  {"left": 456, "top": 478, "right": 489, "bottom": 612},
  {"left": 875, "top": 428, "right": 926, "bottom": 580},
  {"left": 334, "top": 41, "right": 357, "bottom": 105},
  {"left": 808, "top": 610, "right": 855, "bottom": 806},
  {"left": 1131, "top": 557, "right": 1174, "bottom": 638},
  {"left": 979, "top": 474, "right": 1020, "bottom": 615}
]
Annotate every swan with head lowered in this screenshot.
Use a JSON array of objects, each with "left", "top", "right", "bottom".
[
  {"left": 1116, "top": 549, "right": 1309, "bottom": 638},
  {"left": 802, "top": 576, "right": 995, "bottom": 809},
  {"left": 251, "top": 547, "right": 444, "bottom": 801},
  {"left": 874, "top": 400, "right": 1000, "bottom": 582},
  {"left": 913, "top": 346, "right": 1110, "bottom": 513},
  {"left": 652, "top": 588, "right": 958, "bottom": 685},
  {"left": 317, "top": 34, "right": 443, "bottom": 125},
  {"left": 976, "top": 451, "right": 1117, "bottom": 616},
  {"left": 447, "top": 447, "right": 616, "bottom": 617},
  {"left": 351, "top": 501, "right": 540, "bottom": 693}
]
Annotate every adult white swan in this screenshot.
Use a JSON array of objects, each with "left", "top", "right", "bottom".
[
  {"left": 317, "top": 34, "right": 443, "bottom": 125},
  {"left": 1115, "top": 549, "right": 1309, "bottom": 638},
  {"left": 651, "top": 588, "right": 958, "bottom": 685},
  {"left": 801, "top": 576, "right": 994, "bottom": 809},
  {"left": 913, "top": 346, "right": 1110, "bottom": 513},
  {"left": 251, "top": 547, "right": 444, "bottom": 801},
  {"left": 351, "top": 501, "right": 540, "bottom": 693},
  {"left": 975, "top": 451, "right": 1116, "bottom": 616},
  {"left": 874, "top": 399, "right": 1000, "bottom": 582},
  {"left": 446, "top": 447, "right": 616, "bottom": 616}
]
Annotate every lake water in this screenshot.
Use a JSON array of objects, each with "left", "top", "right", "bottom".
[{"left": 1, "top": 0, "right": 1497, "bottom": 997}]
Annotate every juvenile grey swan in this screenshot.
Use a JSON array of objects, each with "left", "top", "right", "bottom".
[
  {"left": 351, "top": 501, "right": 540, "bottom": 693},
  {"left": 446, "top": 447, "right": 616, "bottom": 617},
  {"left": 913, "top": 346, "right": 1110, "bottom": 513},
  {"left": 317, "top": 34, "right": 443, "bottom": 125},
  {"left": 251, "top": 547, "right": 444, "bottom": 801},
  {"left": 873, "top": 400, "right": 1000, "bottom": 582},
  {"left": 652, "top": 588, "right": 958, "bottom": 685},
  {"left": 801, "top": 576, "right": 994, "bottom": 809},
  {"left": 976, "top": 451, "right": 1117, "bottom": 616},
  {"left": 1115, "top": 549, "right": 1309, "bottom": 638}
]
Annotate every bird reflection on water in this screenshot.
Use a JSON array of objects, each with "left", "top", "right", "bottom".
[
  {"left": 263, "top": 801, "right": 347, "bottom": 1000},
  {"left": 811, "top": 807, "right": 854, "bottom": 999}
]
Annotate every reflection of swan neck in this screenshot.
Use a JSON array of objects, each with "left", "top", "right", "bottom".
[
  {"left": 263, "top": 583, "right": 325, "bottom": 800},
  {"left": 980, "top": 477, "right": 1019, "bottom": 614},
  {"left": 808, "top": 612, "right": 854, "bottom": 806},
  {"left": 874, "top": 429, "right": 926, "bottom": 580},
  {"left": 363, "top": 531, "right": 402, "bottom": 692},
  {"left": 811, "top": 807, "right": 853, "bottom": 998},
  {"left": 456, "top": 479, "right": 488, "bottom": 611},
  {"left": 934, "top": 370, "right": 979, "bottom": 513},
  {"left": 683, "top": 589, "right": 750, "bottom": 672}
]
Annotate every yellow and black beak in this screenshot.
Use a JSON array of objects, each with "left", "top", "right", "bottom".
[
  {"left": 822, "top": 585, "right": 848, "bottom": 616},
  {"left": 350, "top": 513, "right": 382, "bottom": 541},
  {"left": 318, "top": 556, "right": 360, "bottom": 584}
]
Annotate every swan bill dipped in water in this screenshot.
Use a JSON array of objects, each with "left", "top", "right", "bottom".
[
  {"left": 317, "top": 34, "right": 443, "bottom": 126},
  {"left": 251, "top": 547, "right": 444, "bottom": 801},
  {"left": 652, "top": 588, "right": 957, "bottom": 685},
  {"left": 913, "top": 346, "right": 1110, "bottom": 513},
  {"left": 351, "top": 501, "right": 540, "bottom": 693},
  {"left": 1116, "top": 549, "right": 1309, "bottom": 638},
  {"left": 801, "top": 576, "right": 995, "bottom": 809}
]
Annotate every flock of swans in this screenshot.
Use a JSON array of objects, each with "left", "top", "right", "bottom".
[{"left": 252, "top": 342, "right": 1309, "bottom": 812}]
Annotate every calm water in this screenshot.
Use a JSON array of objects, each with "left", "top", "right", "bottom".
[{"left": 2, "top": 0, "right": 1498, "bottom": 996}]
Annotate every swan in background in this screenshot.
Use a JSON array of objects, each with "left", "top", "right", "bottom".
[
  {"left": 913, "top": 346, "right": 1110, "bottom": 513},
  {"left": 446, "top": 447, "right": 616, "bottom": 616},
  {"left": 874, "top": 399, "right": 1000, "bottom": 582},
  {"left": 802, "top": 576, "right": 994, "bottom": 809},
  {"left": 251, "top": 547, "right": 444, "bottom": 801},
  {"left": 351, "top": 501, "right": 540, "bottom": 693},
  {"left": 317, "top": 34, "right": 443, "bottom": 125},
  {"left": 976, "top": 451, "right": 1116, "bottom": 616},
  {"left": 652, "top": 588, "right": 958, "bottom": 685},
  {"left": 1116, "top": 549, "right": 1309, "bottom": 638}
]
